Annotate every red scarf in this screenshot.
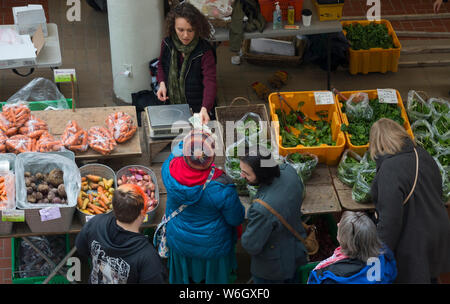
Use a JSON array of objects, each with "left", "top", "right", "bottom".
[
  {"left": 314, "top": 246, "right": 349, "bottom": 270},
  {"left": 169, "top": 156, "right": 223, "bottom": 187}
]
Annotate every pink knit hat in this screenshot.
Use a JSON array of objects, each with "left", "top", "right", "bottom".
[{"left": 182, "top": 130, "right": 215, "bottom": 171}]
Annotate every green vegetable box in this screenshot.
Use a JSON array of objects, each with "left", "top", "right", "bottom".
[
  {"left": 342, "top": 20, "right": 401, "bottom": 75},
  {"left": 268, "top": 91, "right": 346, "bottom": 166},
  {"left": 336, "top": 89, "right": 414, "bottom": 157}
]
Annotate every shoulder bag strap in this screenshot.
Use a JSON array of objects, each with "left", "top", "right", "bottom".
[
  {"left": 253, "top": 198, "right": 307, "bottom": 244},
  {"left": 164, "top": 166, "right": 216, "bottom": 223},
  {"left": 403, "top": 148, "right": 419, "bottom": 206}
]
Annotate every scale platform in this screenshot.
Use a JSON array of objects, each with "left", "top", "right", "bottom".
[{"left": 146, "top": 104, "right": 192, "bottom": 139}]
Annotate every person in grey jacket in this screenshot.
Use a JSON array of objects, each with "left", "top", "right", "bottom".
[
  {"left": 240, "top": 147, "right": 308, "bottom": 283},
  {"left": 369, "top": 118, "right": 450, "bottom": 283}
]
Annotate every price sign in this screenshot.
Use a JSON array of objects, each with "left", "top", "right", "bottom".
[
  {"left": 377, "top": 89, "right": 398, "bottom": 104},
  {"left": 314, "top": 91, "right": 335, "bottom": 105},
  {"left": 39, "top": 207, "right": 61, "bottom": 222},
  {"left": 1, "top": 209, "right": 25, "bottom": 222},
  {"left": 54, "top": 68, "right": 77, "bottom": 83}
]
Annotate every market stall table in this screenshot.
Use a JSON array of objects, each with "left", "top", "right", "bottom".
[
  {"left": 211, "top": 0, "right": 343, "bottom": 90},
  {"left": 0, "top": 23, "right": 62, "bottom": 77},
  {"left": 31, "top": 106, "right": 142, "bottom": 160}
]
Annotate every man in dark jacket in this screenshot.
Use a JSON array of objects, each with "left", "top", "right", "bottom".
[
  {"left": 76, "top": 184, "right": 168, "bottom": 284},
  {"left": 240, "top": 147, "right": 308, "bottom": 283}
]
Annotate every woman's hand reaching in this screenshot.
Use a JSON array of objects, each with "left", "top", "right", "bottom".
[
  {"left": 157, "top": 82, "right": 169, "bottom": 102},
  {"left": 199, "top": 107, "right": 210, "bottom": 125}
]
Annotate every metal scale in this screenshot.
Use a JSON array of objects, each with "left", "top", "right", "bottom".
[{"left": 146, "top": 104, "right": 192, "bottom": 139}]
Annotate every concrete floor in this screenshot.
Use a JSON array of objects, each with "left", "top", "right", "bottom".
[{"left": 1, "top": 0, "right": 450, "bottom": 284}]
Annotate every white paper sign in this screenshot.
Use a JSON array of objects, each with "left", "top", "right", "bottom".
[
  {"left": 39, "top": 207, "right": 61, "bottom": 222},
  {"left": 377, "top": 89, "right": 398, "bottom": 104},
  {"left": 314, "top": 91, "right": 335, "bottom": 105}
]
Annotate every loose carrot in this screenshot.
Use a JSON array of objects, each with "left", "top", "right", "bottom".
[{"left": 86, "top": 175, "right": 101, "bottom": 182}]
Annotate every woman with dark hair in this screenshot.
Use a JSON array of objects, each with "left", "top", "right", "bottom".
[
  {"left": 369, "top": 118, "right": 450, "bottom": 283},
  {"left": 157, "top": 2, "right": 216, "bottom": 124},
  {"left": 239, "top": 147, "right": 308, "bottom": 283}
]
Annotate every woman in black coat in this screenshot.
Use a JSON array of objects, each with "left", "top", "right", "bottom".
[{"left": 369, "top": 118, "right": 450, "bottom": 283}]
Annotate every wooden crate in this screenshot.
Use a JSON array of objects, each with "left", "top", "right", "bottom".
[{"left": 215, "top": 97, "right": 271, "bottom": 150}]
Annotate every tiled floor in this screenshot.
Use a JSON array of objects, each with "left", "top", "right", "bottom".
[{"left": 0, "top": 0, "right": 449, "bottom": 284}]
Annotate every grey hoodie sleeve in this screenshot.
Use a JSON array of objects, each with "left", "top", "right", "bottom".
[
  {"left": 241, "top": 204, "right": 273, "bottom": 256},
  {"left": 75, "top": 219, "right": 93, "bottom": 258}
]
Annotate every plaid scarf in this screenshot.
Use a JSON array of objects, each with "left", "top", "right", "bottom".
[{"left": 168, "top": 34, "right": 199, "bottom": 105}]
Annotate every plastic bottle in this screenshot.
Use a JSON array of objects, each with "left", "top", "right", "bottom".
[{"left": 273, "top": 2, "right": 282, "bottom": 30}]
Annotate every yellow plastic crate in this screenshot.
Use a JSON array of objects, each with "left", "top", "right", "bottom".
[
  {"left": 314, "top": 0, "right": 344, "bottom": 21},
  {"left": 268, "top": 91, "right": 346, "bottom": 165},
  {"left": 335, "top": 89, "right": 414, "bottom": 156},
  {"left": 342, "top": 20, "right": 402, "bottom": 75}
]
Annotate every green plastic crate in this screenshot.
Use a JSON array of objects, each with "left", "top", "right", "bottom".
[
  {"left": 0, "top": 99, "right": 73, "bottom": 111},
  {"left": 298, "top": 213, "right": 339, "bottom": 283},
  {"left": 11, "top": 234, "right": 71, "bottom": 284}
]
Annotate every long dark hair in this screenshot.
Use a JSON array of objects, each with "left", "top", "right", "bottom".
[
  {"left": 165, "top": 2, "right": 212, "bottom": 39},
  {"left": 240, "top": 146, "right": 280, "bottom": 185}
]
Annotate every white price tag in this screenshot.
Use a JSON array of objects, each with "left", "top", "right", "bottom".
[
  {"left": 314, "top": 91, "right": 335, "bottom": 105},
  {"left": 377, "top": 89, "right": 398, "bottom": 104},
  {"left": 39, "top": 207, "right": 61, "bottom": 222}
]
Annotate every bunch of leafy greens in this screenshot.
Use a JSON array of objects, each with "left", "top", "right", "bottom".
[
  {"left": 277, "top": 107, "right": 335, "bottom": 148},
  {"left": 344, "top": 22, "right": 396, "bottom": 50},
  {"left": 341, "top": 98, "right": 405, "bottom": 146},
  {"left": 337, "top": 154, "right": 363, "bottom": 187}
]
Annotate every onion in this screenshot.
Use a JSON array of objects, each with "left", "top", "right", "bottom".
[{"left": 135, "top": 174, "right": 143, "bottom": 181}]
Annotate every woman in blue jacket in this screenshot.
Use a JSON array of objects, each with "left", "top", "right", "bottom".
[
  {"left": 161, "top": 130, "right": 245, "bottom": 284},
  {"left": 308, "top": 211, "right": 397, "bottom": 284}
]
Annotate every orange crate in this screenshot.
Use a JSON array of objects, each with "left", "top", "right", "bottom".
[
  {"left": 341, "top": 20, "right": 402, "bottom": 75},
  {"left": 335, "top": 89, "right": 414, "bottom": 156},
  {"left": 268, "top": 91, "right": 346, "bottom": 165},
  {"left": 259, "top": 0, "right": 304, "bottom": 22}
]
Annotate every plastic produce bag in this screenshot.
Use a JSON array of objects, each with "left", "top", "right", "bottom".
[
  {"left": 337, "top": 149, "right": 363, "bottom": 187},
  {"left": 18, "top": 115, "right": 48, "bottom": 139},
  {"left": 6, "top": 78, "right": 69, "bottom": 111},
  {"left": 6, "top": 135, "right": 36, "bottom": 154},
  {"left": 0, "top": 131, "right": 7, "bottom": 153},
  {"left": 428, "top": 97, "right": 450, "bottom": 120},
  {"left": 105, "top": 112, "right": 137, "bottom": 143},
  {"left": 36, "top": 132, "right": 65, "bottom": 153},
  {"left": 406, "top": 90, "right": 432, "bottom": 123},
  {"left": 431, "top": 114, "right": 450, "bottom": 143},
  {"left": 0, "top": 171, "right": 15, "bottom": 211},
  {"left": 15, "top": 152, "right": 81, "bottom": 209},
  {"left": 352, "top": 168, "right": 376, "bottom": 204},
  {"left": 415, "top": 133, "right": 439, "bottom": 157},
  {"left": 61, "top": 120, "right": 88, "bottom": 152},
  {"left": 87, "top": 126, "right": 117, "bottom": 155},
  {"left": 235, "top": 112, "right": 266, "bottom": 145},
  {"left": 18, "top": 235, "right": 68, "bottom": 278},
  {"left": 345, "top": 92, "right": 373, "bottom": 121},
  {"left": 434, "top": 157, "right": 449, "bottom": 204},
  {"left": 286, "top": 152, "right": 319, "bottom": 182},
  {"left": 360, "top": 151, "right": 377, "bottom": 170},
  {"left": 225, "top": 140, "right": 248, "bottom": 195},
  {"left": 2, "top": 102, "right": 31, "bottom": 129},
  {"left": 187, "top": 0, "right": 233, "bottom": 20},
  {"left": 411, "top": 119, "right": 434, "bottom": 138}
]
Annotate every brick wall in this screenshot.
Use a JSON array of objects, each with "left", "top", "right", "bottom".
[{"left": 0, "top": 239, "right": 12, "bottom": 284}]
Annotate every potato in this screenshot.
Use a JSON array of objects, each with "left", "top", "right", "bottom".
[
  {"left": 31, "top": 183, "right": 37, "bottom": 191},
  {"left": 27, "top": 194, "right": 36, "bottom": 203},
  {"left": 35, "top": 192, "right": 44, "bottom": 201},
  {"left": 37, "top": 184, "right": 49, "bottom": 194},
  {"left": 42, "top": 198, "right": 49, "bottom": 204},
  {"left": 35, "top": 172, "right": 44, "bottom": 180},
  {"left": 57, "top": 184, "right": 66, "bottom": 198},
  {"left": 26, "top": 187, "right": 33, "bottom": 195},
  {"left": 52, "top": 197, "right": 62, "bottom": 204},
  {"left": 25, "top": 177, "right": 31, "bottom": 187},
  {"left": 24, "top": 172, "right": 31, "bottom": 177},
  {"left": 47, "top": 169, "right": 64, "bottom": 187}
]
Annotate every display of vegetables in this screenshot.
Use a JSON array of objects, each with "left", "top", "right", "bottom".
[
  {"left": 25, "top": 169, "right": 67, "bottom": 204},
  {"left": 344, "top": 22, "right": 396, "bottom": 50},
  {"left": 277, "top": 105, "right": 335, "bottom": 148},
  {"left": 87, "top": 126, "right": 117, "bottom": 156},
  {"left": 61, "top": 120, "right": 89, "bottom": 152},
  {"left": 78, "top": 174, "right": 114, "bottom": 215},
  {"left": 337, "top": 150, "right": 363, "bottom": 187},
  {"left": 106, "top": 111, "right": 137, "bottom": 143},
  {"left": 286, "top": 152, "right": 318, "bottom": 182},
  {"left": 19, "top": 115, "right": 48, "bottom": 139},
  {"left": 2, "top": 103, "right": 31, "bottom": 129},
  {"left": 36, "top": 131, "right": 64, "bottom": 153},
  {"left": 6, "top": 135, "right": 36, "bottom": 154},
  {"left": 117, "top": 168, "right": 158, "bottom": 212},
  {"left": 407, "top": 94, "right": 432, "bottom": 123},
  {"left": 340, "top": 97, "right": 405, "bottom": 146}
]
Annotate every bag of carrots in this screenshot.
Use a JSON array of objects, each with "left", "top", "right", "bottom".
[
  {"left": 2, "top": 102, "right": 31, "bottom": 128},
  {"left": 0, "top": 131, "right": 8, "bottom": 153},
  {"left": 36, "top": 131, "right": 64, "bottom": 152},
  {"left": 0, "top": 172, "right": 15, "bottom": 211},
  {"left": 19, "top": 115, "right": 49, "bottom": 139},
  {"left": 6, "top": 135, "right": 36, "bottom": 154},
  {"left": 106, "top": 111, "right": 137, "bottom": 143},
  {"left": 61, "top": 120, "right": 89, "bottom": 152},
  {"left": 0, "top": 113, "right": 18, "bottom": 137},
  {"left": 88, "top": 126, "right": 117, "bottom": 155}
]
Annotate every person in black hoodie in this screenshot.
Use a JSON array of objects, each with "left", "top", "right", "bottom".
[{"left": 75, "top": 184, "right": 168, "bottom": 284}]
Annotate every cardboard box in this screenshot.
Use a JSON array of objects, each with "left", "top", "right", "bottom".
[
  {"left": 249, "top": 38, "right": 296, "bottom": 57},
  {"left": 12, "top": 5, "right": 48, "bottom": 37},
  {"left": 0, "top": 26, "right": 45, "bottom": 69}
]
